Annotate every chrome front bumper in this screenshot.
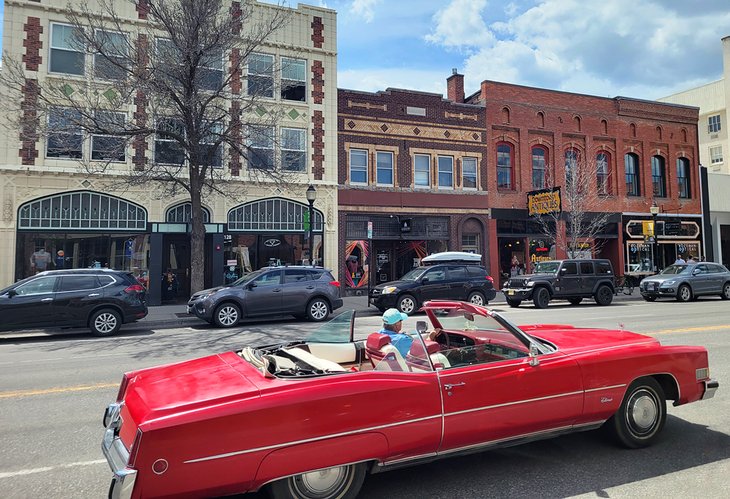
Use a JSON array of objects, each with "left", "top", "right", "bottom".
[{"left": 702, "top": 379, "right": 719, "bottom": 400}]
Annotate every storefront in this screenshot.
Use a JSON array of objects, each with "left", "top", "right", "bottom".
[{"left": 622, "top": 215, "right": 703, "bottom": 274}]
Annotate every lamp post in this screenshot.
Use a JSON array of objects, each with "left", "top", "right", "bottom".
[
  {"left": 306, "top": 184, "right": 316, "bottom": 266},
  {"left": 650, "top": 200, "right": 660, "bottom": 272}
]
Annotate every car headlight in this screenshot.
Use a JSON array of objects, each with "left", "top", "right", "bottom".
[
  {"left": 527, "top": 281, "right": 535, "bottom": 287},
  {"left": 382, "top": 286, "right": 398, "bottom": 294},
  {"left": 661, "top": 280, "right": 675, "bottom": 286}
]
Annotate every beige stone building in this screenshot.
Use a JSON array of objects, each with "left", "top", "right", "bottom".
[{"left": 0, "top": 0, "right": 338, "bottom": 305}]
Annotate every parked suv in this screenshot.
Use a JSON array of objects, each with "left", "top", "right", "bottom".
[
  {"left": 188, "top": 266, "right": 343, "bottom": 327},
  {"left": 369, "top": 253, "right": 497, "bottom": 314},
  {"left": 502, "top": 259, "right": 615, "bottom": 308},
  {"left": 0, "top": 269, "right": 148, "bottom": 336}
]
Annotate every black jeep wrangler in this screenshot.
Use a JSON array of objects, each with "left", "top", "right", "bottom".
[{"left": 502, "top": 259, "right": 615, "bottom": 308}]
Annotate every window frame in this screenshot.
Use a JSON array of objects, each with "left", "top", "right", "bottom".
[
  {"left": 281, "top": 127, "right": 306, "bottom": 172},
  {"left": 596, "top": 151, "right": 611, "bottom": 195},
  {"left": 531, "top": 146, "right": 547, "bottom": 189},
  {"left": 651, "top": 155, "right": 667, "bottom": 198},
  {"left": 248, "top": 124, "right": 275, "bottom": 170},
  {"left": 247, "top": 52, "right": 275, "bottom": 99},
  {"left": 154, "top": 117, "right": 186, "bottom": 165},
  {"left": 47, "top": 107, "right": 84, "bottom": 160},
  {"left": 349, "top": 149, "right": 368, "bottom": 185},
  {"left": 710, "top": 145, "right": 723, "bottom": 164},
  {"left": 198, "top": 49, "right": 225, "bottom": 92},
  {"left": 496, "top": 142, "right": 513, "bottom": 190},
  {"left": 677, "top": 157, "right": 691, "bottom": 199},
  {"left": 376, "top": 151, "right": 394, "bottom": 186},
  {"left": 565, "top": 148, "right": 579, "bottom": 186},
  {"left": 708, "top": 114, "right": 721, "bottom": 133},
  {"left": 91, "top": 110, "right": 127, "bottom": 162},
  {"left": 414, "top": 154, "right": 431, "bottom": 188},
  {"left": 93, "top": 29, "right": 128, "bottom": 81},
  {"left": 49, "top": 22, "right": 85, "bottom": 76},
  {"left": 280, "top": 57, "right": 306, "bottom": 102},
  {"left": 437, "top": 155, "right": 454, "bottom": 189},
  {"left": 624, "top": 153, "right": 641, "bottom": 197},
  {"left": 461, "top": 157, "right": 478, "bottom": 190}
]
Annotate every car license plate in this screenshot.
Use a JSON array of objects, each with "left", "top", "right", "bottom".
[{"left": 508, "top": 289, "right": 515, "bottom": 295}]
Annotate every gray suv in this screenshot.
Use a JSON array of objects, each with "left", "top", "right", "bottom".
[
  {"left": 188, "top": 266, "right": 343, "bottom": 327},
  {"left": 502, "top": 259, "right": 615, "bottom": 308}
]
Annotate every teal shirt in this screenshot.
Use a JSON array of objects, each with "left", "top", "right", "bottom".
[{"left": 378, "top": 327, "right": 413, "bottom": 357}]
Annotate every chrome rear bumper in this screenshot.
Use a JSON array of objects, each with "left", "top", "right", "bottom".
[{"left": 702, "top": 379, "right": 719, "bottom": 400}]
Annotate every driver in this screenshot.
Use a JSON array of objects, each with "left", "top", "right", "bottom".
[{"left": 378, "top": 308, "right": 441, "bottom": 357}]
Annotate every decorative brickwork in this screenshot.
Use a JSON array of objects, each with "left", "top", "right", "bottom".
[
  {"left": 22, "top": 17, "right": 43, "bottom": 71},
  {"left": 136, "top": 0, "right": 149, "bottom": 20},
  {"left": 311, "top": 60, "right": 324, "bottom": 104},
  {"left": 230, "top": 49, "right": 241, "bottom": 94},
  {"left": 132, "top": 34, "right": 149, "bottom": 170},
  {"left": 312, "top": 110, "right": 324, "bottom": 180},
  {"left": 229, "top": 100, "right": 241, "bottom": 176},
  {"left": 311, "top": 16, "right": 324, "bottom": 48},
  {"left": 231, "top": 2, "right": 242, "bottom": 34},
  {"left": 19, "top": 79, "right": 40, "bottom": 165}
]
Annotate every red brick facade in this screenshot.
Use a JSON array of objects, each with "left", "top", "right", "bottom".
[
  {"left": 312, "top": 110, "right": 325, "bottom": 180},
  {"left": 136, "top": 0, "right": 149, "bottom": 20},
  {"left": 22, "top": 17, "right": 43, "bottom": 71},
  {"left": 311, "top": 60, "right": 325, "bottom": 105},
  {"left": 19, "top": 17, "right": 43, "bottom": 165},
  {"left": 311, "top": 16, "right": 324, "bottom": 48}
]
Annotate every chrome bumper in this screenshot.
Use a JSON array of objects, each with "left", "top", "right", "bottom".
[
  {"left": 103, "top": 403, "right": 137, "bottom": 499},
  {"left": 702, "top": 379, "right": 719, "bottom": 400}
]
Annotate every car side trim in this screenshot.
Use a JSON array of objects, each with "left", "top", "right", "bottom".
[{"left": 443, "top": 389, "right": 584, "bottom": 418}]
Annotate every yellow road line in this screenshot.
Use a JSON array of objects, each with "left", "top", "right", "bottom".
[
  {"left": 652, "top": 324, "right": 730, "bottom": 335},
  {"left": 0, "top": 382, "right": 118, "bottom": 399}
]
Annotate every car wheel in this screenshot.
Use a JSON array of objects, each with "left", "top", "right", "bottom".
[
  {"left": 268, "top": 462, "right": 367, "bottom": 499},
  {"left": 506, "top": 298, "right": 521, "bottom": 308},
  {"left": 467, "top": 291, "right": 486, "bottom": 306},
  {"left": 306, "top": 298, "right": 330, "bottom": 322},
  {"left": 89, "top": 309, "right": 121, "bottom": 336},
  {"left": 676, "top": 284, "right": 692, "bottom": 302},
  {"left": 643, "top": 296, "right": 657, "bottom": 302},
  {"left": 532, "top": 287, "right": 550, "bottom": 309},
  {"left": 213, "top": 302, "right": 241, "bottom": 328},
  {"left": 721, "top": 282, "right": 730, "bottom": 300},
  {"left": 607, "top": 377, "right": 666, "bottom": 449},
  {"left": 568, "top": 297, "right": 583, "bottom": 305},
  {"left": 594, "top": 285, "right": 614, "bottom": 306},
  {"left": 396, "top": 294, "right": 417, "bottom": 314}
]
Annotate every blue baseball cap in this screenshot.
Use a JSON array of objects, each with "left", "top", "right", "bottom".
[{"left": 382, "top": 308, "right": 408, "bottom": 325}]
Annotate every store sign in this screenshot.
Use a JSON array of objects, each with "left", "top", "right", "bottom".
[
  {"left": 642, "top": 221, "right": 655, "bottom": 236},
  {"left": 527, "top": 187, "right": 561, "bottom": 216},
  {"left": 264, "top": 238, "right": 281, "bottom": 247}
]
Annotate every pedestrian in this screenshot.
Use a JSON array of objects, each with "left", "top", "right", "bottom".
[
  {"left": 674, "top": 255, "right": 686, "bottom": 265},
  {"left": 687, "top": 255, "right": 697, "bottom": 263}
]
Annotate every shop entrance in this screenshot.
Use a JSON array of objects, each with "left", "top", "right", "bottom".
[
  {"left": 162, "top": 234, "right": 191, "bottom": 303},
  {"left": 497, "top": 237, "right": 527, "bottom": 287}
]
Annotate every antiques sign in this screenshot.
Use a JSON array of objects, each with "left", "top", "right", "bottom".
[{"left": 527, "top": 187, "right": 561, "bottom": 216}]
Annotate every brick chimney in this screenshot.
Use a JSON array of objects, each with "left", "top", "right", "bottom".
[{"left": 447, "top": 68, "right": 464, "bottom": 103}]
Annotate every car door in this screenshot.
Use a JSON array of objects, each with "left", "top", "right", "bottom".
[
  {"left": 708, "top": 264, "right": 727, "bottom": 293},
  {"left": 579, "top": 261, "right": 596, "bottom": 293},
  {"left": 446, "top": 265, "right": 470, "bottom": 300},
  {"left": 438, "top": 350, "right": 583, "bottom": 451},
  {"left": 52, "top": 275, "right": 105, "bottom": 326},
  {"left": 0, "top": 276, "right": 59, "bottom": 330},
  {"left": 417, "top": 267, "right": 450, "bottom": 302},
  {"left": 282, "top": 268, "right": 314, "bottom": 314},
  {"left": 555, "top": 261, "right": 581, "bottom": 296},
  {"left": 244, "top": 269, "right": 283, "bottom": 316},
  {"left": 691, "top": 264, "right": 711, "bottom": 294}
]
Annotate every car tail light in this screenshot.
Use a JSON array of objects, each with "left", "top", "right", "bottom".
[
  {"left": 329, "top": 281, "right": 341, "bottom": 287},
  {"left": 486, "top": 276, "right": 494, "bottom": 283},
  {"left": 124, "top": 284, "right": 146, "bottom": 293}
]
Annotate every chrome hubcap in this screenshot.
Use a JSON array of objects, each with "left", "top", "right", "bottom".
[
  {"left": 292, "top": 465, "right": 352, "bottom": 498},
  {"left": 94, "top": 313, "right": 117, "bottom": 333},
  {"left": 310, "top": 301, "right": 328, "bottom": 320},
  {"left": 219, "top": 307, "right": 238, "bottom": 326},
  {"left": 627, "top": 389, "right": 658, "bottom": 435}
]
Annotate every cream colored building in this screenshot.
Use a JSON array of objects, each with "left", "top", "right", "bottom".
[{"left": 0, "top": 0, "right": 339, "bottom": 305}]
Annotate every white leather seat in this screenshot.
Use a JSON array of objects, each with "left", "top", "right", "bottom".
[{"left": 373, "top": 344, "right": 410, "bottom": 372}]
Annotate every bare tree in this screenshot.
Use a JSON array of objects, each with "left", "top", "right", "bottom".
[
  {"left": 0, "top": 0, "right": 295, "bottom": 294},
  {"left": 530, "top": 152, "right": 613, "bottom": 259}
]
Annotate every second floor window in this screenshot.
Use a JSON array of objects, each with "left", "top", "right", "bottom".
[
  {"left": 349, "top": 149, "right": 368, "bottom": 184},
  {"left": 414, "top": 154, "right": 430, "bottom": 187},
  {"left": 497, "top": 143, "right": 513, "bottom": 189},
  {"left": 91, "top": 111, "right": 126, "bottom": 162},
  {"left": 625, "top": 153, "right": 640, "bottom": 197},
  {"left": 376, "top": 151, "right": 393, "bottom": 185},
  {"left": 565, "top": 148, "right": 579, "bottom": 186},
  {"left": 438, "top": 156, "right": 454, "bottom": 188},
  {"left": 248, "top": 125, "right": 274, "bottom": 169},
  {"left": 710, "top": 145, "right": 723, "bottom": 164},
  {"left": 281, "top": 128, "right": 306, "bottom": 172},
  {"left": 94, "top": 30, "right": 128, "bottom": 80},
  {"left": 47, "top": 107, "right": 83, "bottom": 159},
  {"left": 708, "top": 114, "right": 721, "bottom": 133},
  {"left": 281, "top": 58, "right": 306, "bottom": 101},
  {"left": 596, "top": 151, "right": 610, "bottom": 195},
  {"left": 51, "top": 23, "right": 85, "bottom": 75},
  {"left": 247, "top": 53, "right": 274, "bottom": 98},
  {"left": 651, "top": 155, "right": 666, "bottom": 198},
  {"left": 462, "top": 157, "right": 477, "bottom": 189},
  {"left": 155, "top": 118, "right": 185, "bottom": 165},
  {"left": 676, "top": 157, "right": 691, "bottom": 199},
  {"left": 532, "top": 146, "right": 547, "bottom": 189}
]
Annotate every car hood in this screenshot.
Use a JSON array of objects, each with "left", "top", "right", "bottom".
[
  {"left": 642, "top": 274, "right": 684, "bottom": 283},
  {"left": 375, "top": 280, "right": 413, "bottom": 290},
  {"left": 122, "top": 352, "right": 259, "bottom": 428},
  {"left": 520, "top": 324, "right": 658, "bottom": 353},
  {"left": 190, "top": 285, "right": 228, "bottom": 299}
]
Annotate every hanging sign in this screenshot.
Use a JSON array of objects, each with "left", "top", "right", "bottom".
[{"left": 527, "top": 187, "right": 561, "bottom": 216}]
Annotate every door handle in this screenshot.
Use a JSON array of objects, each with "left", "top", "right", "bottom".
[
  {"left": 444, "top": 382, "right": 465, "bottom": 390},
  {"left": 88, "top": 293, "right": 100, "bottom": 297},
  {"left": 306, "top": 286, "right": 315, "bottom": 289},
  {"left": 273, "top": 288, "right": 282, "bottom": 292},
  {"left": 41, "top": 297, "right": 53, "bottom": 302}
]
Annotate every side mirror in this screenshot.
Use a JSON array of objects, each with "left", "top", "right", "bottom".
[
  {"left": 528, "top": 343, "right": 540, "bottom": 367},
  {"left": 421, "top": 277, "right": 430, "bottom": 284},
  {"left": 692, "top": 268, "right": 701, "bottom": 275},
  {"left": 7, "top": 289, "right": 17, "bottom": 298},
  {"left": 416, "top": 320, "right": 427, "bottom": 334},
  {"left": 247, "top": 282, "right": 258, "bottom": 289}
]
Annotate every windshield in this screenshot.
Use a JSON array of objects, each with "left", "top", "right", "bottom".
[
  {"left": 229, "top": 269, "right": 265, "bottom": 286},
  {"left": 400, "top": 267, "right": 429, "bottom": 281},
  {"left": 534, "top": 261, "right": 560, "bottom": 274},
  {"left": 660, "top": 264, "right": 691, "bottom": 275},
  {"left": 306, "top": 310, "right": 355, "bottom": 343}
]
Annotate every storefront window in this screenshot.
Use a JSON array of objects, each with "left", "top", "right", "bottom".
[
  {"left": 626, "top": 242, "right": 653, "bottom": 273},
  {"left": 344, "top": 240, "right": 370, "bottom": 289}
]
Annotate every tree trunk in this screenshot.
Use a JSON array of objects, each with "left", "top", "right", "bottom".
[{"left": 189, "top": 172, "right": 206, "bottom": 295}]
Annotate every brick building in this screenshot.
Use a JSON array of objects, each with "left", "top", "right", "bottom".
[
  {"left": 449, "top": 76, "right": 702, "bottom": 282},
  {"left": 338, "top": 86, "right": 489, "bottom": 294}
]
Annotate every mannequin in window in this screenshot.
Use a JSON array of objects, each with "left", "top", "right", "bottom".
[{"left": 30, "top": 248, "right": 52, "bottom": 273}]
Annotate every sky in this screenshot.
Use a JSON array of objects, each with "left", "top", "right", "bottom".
[{"left": 1, "top": 1, "right": 728, "bottom": 100}]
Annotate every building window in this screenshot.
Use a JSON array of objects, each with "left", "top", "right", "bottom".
[
  {"left": 349, "top": 149, "right": 368, "bottom": 184},
  {"left": 496, "top": 143, "right": 513, "bottom": 189},
  {"left": 247, "top": 53, "right": 274, "bottom": 98},
  {"left": 50, "top": 23, "right": 85, "bottom": 75},
  {"left": 155, "top": 118, "right": 185, "bottom": 165},
  {"left": 462, "top": 157, "right": 477, "bottom": 190},
  {"left": 198, "top": 49, "right": 224, "bottom": 91},
  {"left": 677, "top": 157, "right": 691, "bottom": 199},
  {"left": 596, "top": 151, "right": 610, "bottom": 195},
  {"left": 531, "top": 146, "right": 547, "bottom": 189},
  {"left": 565, "top": 148, "right": 579, "bottom": 186},
  {"left": 248, "top": 125, "right": 274, "bottom": 169},
  {"left": 94, "top": 30, "right": 128, "bottom": 80},
  {"left": 376, "top": 151, "right": 394, "bottom": 185},
  {"left": 438, "top": 156, "right": 454, "bottom": 188},
  {"left": 462, "top": 233, "right": 479, "bottom": 253},
  {"left": 47, "top": 108, "right": 83, "bottom": 159},
  {"left": 91, "top": 111, "right": 126, "bottom": 162},
  {"left": 281, "top": 128, "right": 306, "bottom": 172},
  {"left": 414, "top": 154, "right": 430, "bottom": 187},
  {"left": 624, "top": 153, "right": 640, "bottom": 197},
  {"left": 651, "top": 155, "right": 666, "bottom": 198},
  {"left": 708, "top": 114, "right": 721, "bottom": 133},
  {"left": 281, "top": 57, "right": 306, "bottom": 101},
  {"left": 200, "top": 123, "right": 222, "bottom": 168},
  {"left": 710, "top": 145, "right": 723, "bottom": 164}
]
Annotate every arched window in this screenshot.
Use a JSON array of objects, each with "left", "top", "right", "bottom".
[
  {"left": 651, "top": 155, "right": 666, "bottom": 198},
  {"left": 677, "top": 157, "right": 691, "bottom": 199},
  {"left": 227, "top": 197, "right": 323, "bottom": 232},
  {"left": 531, "top": 146, "right": 548, "bottom": 189},
  {"left": 565, "top": 148, "right": 579, "bottom": 186},
  {"left": 496, "top": 142, "right": 513, "bottom": 190},
  {"left": 165, "top": 202, "right": 211, "bottom": 223},
  {"left": 596, "top": 151, "right": 611, "bottom": 195},
  {"left": 624, "top": 153, "right": 640, "bottom": 196}
]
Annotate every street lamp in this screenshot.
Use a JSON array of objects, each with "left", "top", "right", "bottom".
[
  {"left": 306, "top": 184, "right": 316, "bottom": 266},
  {"left": 650, "top": 200, "right": 660, "bottom": 272}
]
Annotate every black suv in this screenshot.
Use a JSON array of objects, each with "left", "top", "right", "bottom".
[
  {"left": 188, "top": 266, "right": 343, "bottom": 327},
  {"left": 369, "top": 262, "right": 497, "bottom": 314},
  {"left": 0, "top": 269, "right": 148, "bottom": 336},
  {"left": 502, "top": 259, "right": 615, "bottom": 308}
]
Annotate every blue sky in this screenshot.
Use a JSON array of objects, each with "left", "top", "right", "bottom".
[{"left": 2, "top": 1, "right": 728, "bottom": 100}]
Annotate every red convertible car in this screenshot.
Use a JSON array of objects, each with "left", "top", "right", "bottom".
[{"left": 102, "top": 300, "right": 718, "bottom": 499}]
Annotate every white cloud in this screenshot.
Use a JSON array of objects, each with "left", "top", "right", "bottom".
[
  {"left": 350, "top": 0, "right": 382, "bottom": 23},
  {"left": 425, "top": 0, "right": 494, "bottom": 48}
]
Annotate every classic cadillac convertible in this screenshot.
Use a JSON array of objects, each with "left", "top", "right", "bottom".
[{"left": 102, "top": 300, "right": 718, "bottom": 499}]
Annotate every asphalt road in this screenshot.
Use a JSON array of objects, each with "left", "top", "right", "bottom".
[{"left": 0, "top": 298, "right": 727, "bottom": 498}]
